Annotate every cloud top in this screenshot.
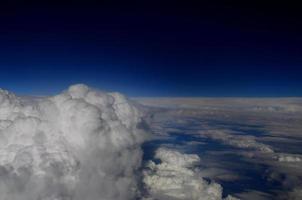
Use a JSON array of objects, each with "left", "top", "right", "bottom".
[
  {"left": 143, "top": 148, "right": 238, "bottom": 200},
  {"left": 0, "top": 84, "right": 147, "bottom": 200}
]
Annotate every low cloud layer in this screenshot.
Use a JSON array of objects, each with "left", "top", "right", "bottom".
[
  {"left": 200, "top": 130, "right": 274, "bottom": 153},
  {"left": 0, "top": 84, "right": 147, "bottom": 200},
  {"left": 137, "top": 97, "right": 302, "bottom": 199},
  {"left": 201, "top": 129, "right": 302, "bottom": 165}
]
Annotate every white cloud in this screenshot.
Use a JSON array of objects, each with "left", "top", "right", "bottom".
[
  {"left": 143, "top": 148, "right": 238, "bottom": 200},
  {"left": 201, "top": 130, "right": 274, "bottom": 153},
  {"left": 0, "top": 84, "right": 148, "bottom": 200},
  {"left": 274, "top": 154, "right": 302, "bottom": 162}
]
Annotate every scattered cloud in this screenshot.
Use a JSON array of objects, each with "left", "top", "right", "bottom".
[
  {"left": 200, "top": 129, "right": 274, "bottom": 153},
  {"left": 136, "top": 97, "right": 302, "bottom": 199}
]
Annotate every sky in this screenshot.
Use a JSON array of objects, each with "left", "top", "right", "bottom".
[{"left": 0, "top": 1, "right": 301, "bottom": 97}]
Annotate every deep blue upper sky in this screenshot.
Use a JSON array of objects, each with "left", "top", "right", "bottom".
[{"left": 0, "top": 1, "right": 301, "bottom": 96}]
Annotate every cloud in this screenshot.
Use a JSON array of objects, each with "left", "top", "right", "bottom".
[
  {"left": 143, "top": 148, "right": 238, "bottom": 200},
  {"left": 135, "top": 97, "right": 302, "bottom": 113},
  {"left": 274, "top": 154, "right": 302, "bottom": 162},
  {"left": 0, "top": 84, "right": 148, "bottom": 200},
  {"left": 200, "top": 130, "right": 274, "bottom": 153},
  {"left": 200, "top": 129, "right": 302, "bottom": 165},
  {"left": 136, "top": 97, "right": 302, "bottom": 199}
]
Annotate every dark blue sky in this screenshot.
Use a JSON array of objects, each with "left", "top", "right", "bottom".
[{"left": 0, "top": 1, "right": 301, "bottom": 96}]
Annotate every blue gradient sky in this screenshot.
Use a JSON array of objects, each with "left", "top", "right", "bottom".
[{"left": 0, "top": 1, "right": 301, "bottom": 97}]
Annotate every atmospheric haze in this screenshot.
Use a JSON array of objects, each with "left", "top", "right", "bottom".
[{"left": 137, "top": 97, "right": 302, "bottom": 200}]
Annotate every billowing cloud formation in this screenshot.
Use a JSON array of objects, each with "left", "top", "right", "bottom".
[
  {"left": 143, "top": 148, "right": 238, "bottom": 200},
  {"left": 0, "top": 84, "right": 147, "bottom": 200}
]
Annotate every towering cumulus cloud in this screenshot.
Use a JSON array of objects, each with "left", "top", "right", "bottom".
[
  {"left": 143, "top": 148, "right": 238, "bottom": 200},
  {"left": 0, "top": 84, "right": 147, "bottom": 200}
]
